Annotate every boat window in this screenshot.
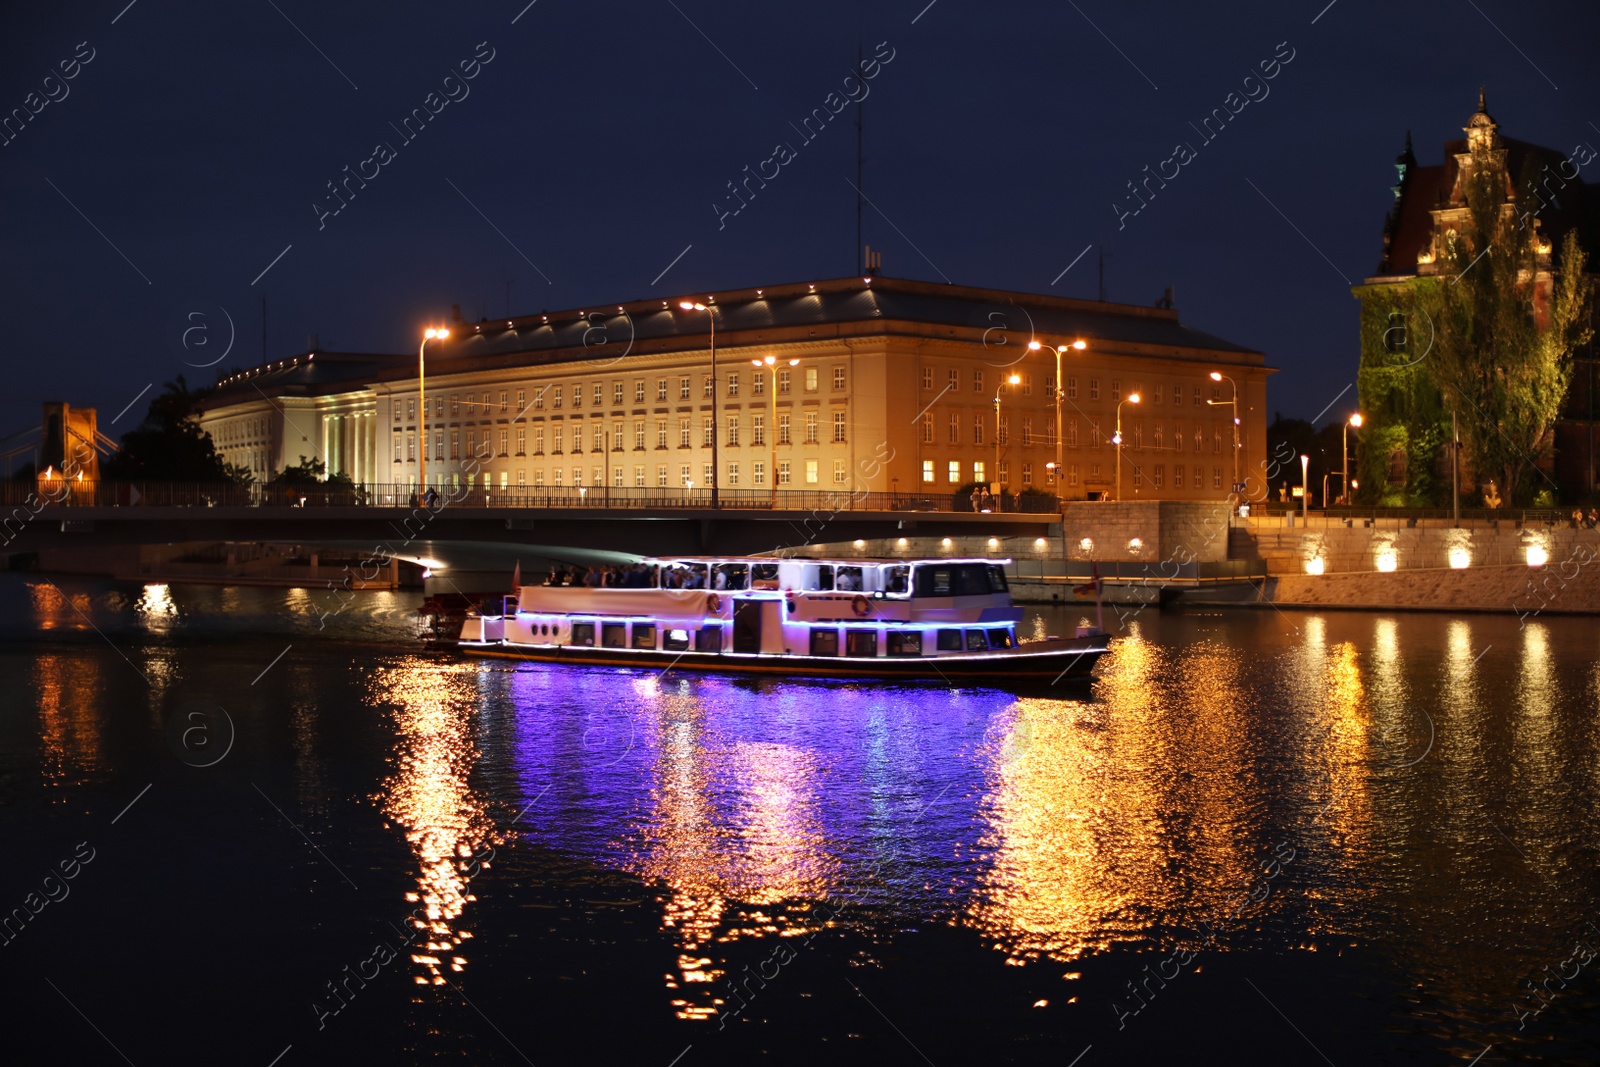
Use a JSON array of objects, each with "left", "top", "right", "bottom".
[
  {"left": 845, "top": 630, "right": 878, "bottom": 657},
  {"left": 807, "top": 565, "right": 835, "bottom": 591},
  {"left": 662, "top": 563, "right": 708, "bottom": 589},
  {"left": 965, "top": 629, "right": 989, "bottom": 651},
  {"left": 989, "top": 628, "right": 1015, "bottom": 649},
  {"left": 835, "top": 566, "right": 864, "bottom": 591},
  {"left": 697, "top": 625, "right": 723, "bottom": 652},
  {"left": 751, "top": 562, "right": 780, "bottom": 589},
  {"left": 913, "top": 564, "right": 1000, "bottom": 598},
  {"left": 665, "top": 628, "right": 691, "bottom": 651},
  {"left": 882, "top": 566, "right": 909, "bottom": 595},
  {"left": 987, "top": 565, "right": 1009, "bottom": 592},
  {"left": 571, "top": 621, "right": 595, "bottom": 646},
  {"left": 886, "top": 631, "right": 923, "bottom": 656},
  {"left": 809, "top": 628, "right": 839, "bottom": 656},
  {"left": 936, "top": 629, "right": 963, "bottom": 651},
  {"left": 631, "top": 623, "right": 656, "bottom": 649},
  {"left": 712, "top": 563, "right": 749, "bottom": 591},
  {"left": 602, "top": 622, "right": 626, "bottom": 648}
]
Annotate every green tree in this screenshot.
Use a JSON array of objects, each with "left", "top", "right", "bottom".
[
  {"left": 1420, "top": 159, "right": 1595, "bottom": 505},
  {"left": 269, "top": 456, "right": 352, "bottom": 488},
  {"left": 102, "top": 376, "right": 239, "bottom": 483}
]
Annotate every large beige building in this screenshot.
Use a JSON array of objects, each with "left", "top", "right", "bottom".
[{"left": 198, "top": 275, "right": 1271, "bottom": 503}]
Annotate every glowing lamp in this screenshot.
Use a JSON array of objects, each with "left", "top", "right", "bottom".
[{"left": 1526, "top": 544, "right": 1548, "bottom": 567}]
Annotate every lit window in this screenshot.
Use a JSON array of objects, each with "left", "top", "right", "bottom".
[
  {"left": 948, "top": 460, "right": 961, "bottom": 483},
  {"left": 805, "top": 459, "right": 819, "bottom": 483},
  {"left": 922, "top": 459, "right": 934, "bottom": 482},
  {"left": 974, "top": 460, "right": 986, "bottom": 484},
  {"left": 806, "top": 367, "right": 819, "bottom": 392}
]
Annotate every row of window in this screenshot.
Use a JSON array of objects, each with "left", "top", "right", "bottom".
[
  {"left": 919, "top": 458, "right": 1227, "bottom": 489},
  {"left": 920, "top": 367, "right": 1224, "bottom": 406},
  {"left": 392, "top": 367, "right": 846, "bottom": 423},
  {"left": 391, "top": 411, "right": 850, "bottom": 462},
  {"left": 919, "top": 413, "right": 1233, "bottom": 450},
  {"left": 412, "top": 460, "right": 851, "bottom": 490}
]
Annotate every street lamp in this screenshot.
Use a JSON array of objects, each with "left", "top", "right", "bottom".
[
  {"left": 418, "top": 327, "right": 449, "bottom": 502},
  {"left": 1029, "top": 338, "right": 1088, "bottom": 492},
  {"left": 680, "top": 301, "right": 719, "bottom": 508},
  {"left": 1342, "top": 412, "right": 1363, "bottom": 505},
  {"left": 994, "top": 373, "right": 1021, "bottom": 501},
  {"left": 1301, "top": 453, "right": 1310, "bottom": 520},
  {"left": 1208, "top": 371, "right": 1240, "bottom": 500},
  {"left": 752, "top": 354, "right": 799, "bottom": 508},
  {"left": 1114, "top": 392, "right": 1141, "bottom": 501}
]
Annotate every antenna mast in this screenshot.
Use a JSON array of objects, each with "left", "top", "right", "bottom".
[{"left": 855, "top": 37, "right": 864, "bottom": 275}]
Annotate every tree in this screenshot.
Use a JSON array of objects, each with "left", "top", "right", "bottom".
[
  {"left": 269, "top": 456, "right": 351, "bottom": 488},
  {"left": 101, "top": 376, "right": 241, "bottom": 483},
  {"left": 1420, "top": 157, "right": 1595, "bottom": 505}
]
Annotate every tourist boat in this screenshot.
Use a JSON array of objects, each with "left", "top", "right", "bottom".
[{"left": 458, "top": 556, "right": 1110, "bottom": 682}]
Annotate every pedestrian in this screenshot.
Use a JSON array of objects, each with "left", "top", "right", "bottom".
[
  {"left": 970, "top": 486, "right": 981, "bottom": 512},
  {"left": 980, "top": 488, "right": 994, "bottom": 513}
]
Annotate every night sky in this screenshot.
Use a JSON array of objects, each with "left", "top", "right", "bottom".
[{"left": 3, "top": 0, "right": 1596, "bottom": 437}]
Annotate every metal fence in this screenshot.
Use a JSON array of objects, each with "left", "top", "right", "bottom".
[{"left": 0, "top": 481, "right": 1066, "bottom": 514}]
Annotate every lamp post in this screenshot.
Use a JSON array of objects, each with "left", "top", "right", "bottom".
[
  {"left": 1208, "top": 371, "right": 1240, "bottom": 500},
  {"left": 418, "top": 327, "right": 449, "bottom": 502},
  {"left": 1114, "top": 392, "right": 1141, "bottom": 501},
  {"left": 994, "top": 373, "right": 1021, "bottom": 499},
  {"left": 680, "top": 301, "right": 719, "bottom": 508},
  {"left": 752, "top": 354, "right": 799, "bottom": 508},
  {"left": 1029, "top": 338, "right": 1088, "bottom": 493},
  {"left": 1342, "top": 412, "right": 1363, "bottom": 505},
  {"left": 1300, "top": 453, "right": 1310, "bottom": 521}
]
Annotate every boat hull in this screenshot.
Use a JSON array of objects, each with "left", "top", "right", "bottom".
[{"left": 459, "top": 635, "right": 1108, "bottom": 682}]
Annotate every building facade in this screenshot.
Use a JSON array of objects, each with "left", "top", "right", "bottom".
[{"left": 199, "top": 275, "right": 1270, "bottom": 503}]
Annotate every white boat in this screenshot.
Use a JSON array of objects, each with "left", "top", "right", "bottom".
[{"left": 459, "top": 556, "right": 1110, "bottom": 683}]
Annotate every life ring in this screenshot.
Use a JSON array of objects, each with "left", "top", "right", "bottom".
[
  {"left": 706, "top": 593, "right": 722, "bottom": 614},
  {"left": 851, "top": 594, "right": 871, "bottom": 617}
]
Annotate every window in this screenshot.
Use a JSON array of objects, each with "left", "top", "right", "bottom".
[
  {"left": 727, "top": 415, "right": 740, "bottom": 447},
  {"left": 517, "top": 469, "right": 526, "bottom": 487},
  {"left": 1022, "top": 417, "right": 1033, "bottom": 447},
  {"left": 973, "top": 420, "right": 984, "bottom": 446},
  {"left": 973, "top": 370, "right": 983, "bottom": 392},
  {"left": 1213, "top": 467, "right": 1222, "bottom": 489},
  {"left": 728, "top": 373, "right": 741, "bottom": 398},
  {"left": 728, "top": 462, "right": 740, "bottom": 486},
  {"left": 406, "top": 398, "right": 416, "bottom": 421},
  {"left": 921, "top": 413, "right": 934, "bottom": 443},
  {"left": 948, "top": 460, "right": 961, "bottom": 483},
  {"left": 1111, "top": 381, "right": 1121, "bottom": 402},
  {"left": 997, "top": 416, "right": 1009, "bottom": 447},
  {"left": 554, "top": 467, "right": 564, "bottom": 486},
  {"left": 753, "top": 461, "right": 765, "bottom": 486},
  {"left": 450, "top": 430, "right": 460, "bottom": 460},
  {"left": 805, "top": 459, "right": 819, "bottom": 484},
  {"left": 592, "top": 384, "right": 601, "bottom": 406},
  {"left": 553, "top": 386, "right": 563, "bottom": 409},
  {"left": 435, "top": 432, "right": 444, "bottom": 460},
  {"left": 948, "top": 412, "right": 960, "bottom": 444},
  {"left": 436, "top": 398, "right": 444, "bottom": 418},
  {"left": 779, "top": 414, "right": 792, "bottom": 444},
  {"left": 1069, "top": 463, "right": 1079, "bottom": 486},
  {"left": 1132, "top": 425, "right": 1142, "bottom": 450},
  {"left": 1174, "top": 465, "right": 1184, "bottom": 488},
  {"left": 998, "top": 461, "right": 1008, "bottom": 483},
  {"left": 1194, "top": 427, "right": 1204, "bottom": 452},
  {"left": 1212, "top": 386, "right": 1221, "bottom": 403},
  {"left": 1173, "top": 423, "right": 1183, "bottom": 452},
  {"left": 1172, "top": 385, "right": 1182, "bottom": 406},
  {"left": 534, "top": 426, "right": 545, "bottom": 453},
  {"left": 1022, "top": 373, "right": 1033, "bottom": 396},
  {"left": 921, "top": 367, "right": 933, "bottom": 389},
  {"left": 1091, "top": 463, "right": 1102, "bottom": 478},
  {"left": 1068, "top": 420, "right": 1079, "bottom": 448},
  {"left": 394, "top": 434, "right": 403, "bottom": 462},
  {"left": 1153, "top": 385, "right": 1162, "bottom": 405},
  {"left": 1092, "top": 425, "right": 1103, "bottom": 449},
  {"left": 1089, "top": 379, "right": 1100, "bottom": 401},
  {"left": 534, "top": 468, "right": 545, "bottom": 488},
  {"left": 1213, "top": 428, "right": 1222, "bottom": 453},
  {"left": 657, "top": 465, "right": 668, "bottom": 487},
  {"left": 779, "top": 460, "right": 792, "bottom": 485},
  {"left": 831, "top": 411, "right": 846, "bottom": 444},
  {"left": 702, "top": 416, "right": 714, "bottom": 448},
  {"left": 680, "top": 464, "right": 691, "bottom": 485},
  {"left": 1154, "top": 426, "right": 1164, "bottom": 450},
  {"left": 752, "top": 373, "right": 765, "bottom": 397},
  {"left": 534, "top": 387, "right": 545, "bottom": 411},
  {"left": 680, "top": 419, "right": 691, "bottom": 448},
  {"left": 778, "top": 369, "right": 792, "bottom": 394},
  {"left": 498, "top": 429, "right": 508, "bottom": 456},
  {"left": 634, "top": 464, "right": 645, "bottom": 487},
  {"left": 1195, "top": 465, "right": 1203, "bottom": 489},
  {"left": 936, "top": 630, "right": 963, "bottom": 651},
  {"left": 657, "top": 378, "right": 668, "bottom": 401},
  {"left": 974, "top": 460, "right": 986, "bottom": 484},
  {"left": 634, "top": 421, "right": 645, "bottom": 450},
  {"left": 572, "top": 385, "right": 583, "bottom": 408},
  {"left": 1022, "top": 462, "right": 1032, "bottom": 484},
  {"left": 612, "top": 421, "right": 623, "bottom": 451},
  {"left": 833, "top": 459, "right": 846, "bottom": 484},
  {"left": 569, "top": 424, "right": 581, "bottom": 453},
  {"left": 1133, "top": 465, "right": 1142, "bottom": 487},
  {"left": 805, "top": 412, "right": 819, "bottom": 444},
  {"left": 500, "top": 390, "right": 509, "bottom": 413},
  {"left": 635, "top": 379, "right": 645, "bottom": 402},
  {"left": 922, "top": 459, "right": 934, "bottom": 483},
  {"left": 613, "top": 381, "right": 624, "bottom": 405},
  {"left": 752, "top": 415, "right": 765, "bottom": 446},
  {"left": 833, "top": 366, "right": 845, "bottom": 391},
  {"left": 1154, "top": 465, "right": 1164, "bottom": 487},
  {"left": 703, "top": 375, "right": 714, "bottom": 399},
  {"left": 406, "top": 433, "right": 415, "bottom": 460},
  {"left": 656, "top": 420, "right": 667, "bottom": 448},
  {"left": 948, "top": 368, "right": 959, "bottom": 390},
  {"left": 1067, "top": 377, "right": 1078, "bottom": 399},
  {"left": 680, "top": 376, "right": 691, "bottom": 399},
  {"left": 810, "top": 629, "right": 839, "bottom": 657},
  {"left": 450, "top": 394, "right": 460, "bottom": 417},
  {"left": 805, "top": 367, "right": 819, "bottom": 392},
  {"left": 703, "top": 462, "right": 712, "bottom": 484},
  {"left": 1045, "top": 375, "right": 1054, "bottom": 398}
]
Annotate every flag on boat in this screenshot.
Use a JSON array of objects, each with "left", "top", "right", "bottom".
[
  {"left": 511, "top": 559, "right": 521, "bottom": 593},
  {"left": 1073, "top": 563, "right": 1102, "bottom": 597}
]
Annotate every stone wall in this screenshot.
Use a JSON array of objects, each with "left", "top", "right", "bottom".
[
  {"left": 1235, "top": 515, "right": 1594, "bottom": 576},
  {"left": 1263, "top": 562, "right": 1600, "bottom": 616},
  {"left": 1059, "top": 500, "right": 1233, "bottom": 564}
]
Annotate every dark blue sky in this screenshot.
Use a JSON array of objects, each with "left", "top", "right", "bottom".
[{"left": 3, "top": 0, "right": 1596, "bottom": 436}]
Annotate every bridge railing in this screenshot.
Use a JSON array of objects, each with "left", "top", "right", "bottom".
[{"left": 0, "top": 481, "right": 1066, "bottom": 514}]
